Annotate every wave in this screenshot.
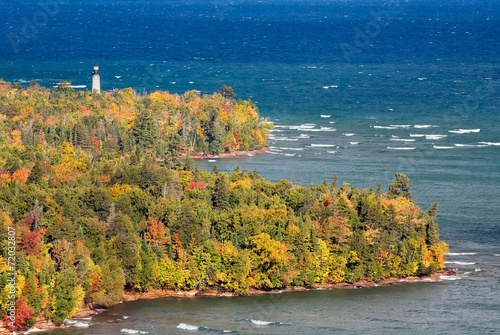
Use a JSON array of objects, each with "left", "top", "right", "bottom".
[
  {"left": 69, "top": 85, "right": 87, "bottom": 88},
  {"left": 425, "top": 135, "right": 447, "bottom": 140},
  {"left": 121, "top": 329, "right": 149, "bottom": 334},
  {"left": 390, "top": 125, "right": 411, "bottom": 128},
  {"left": 445, "top": 261, "right": 476, "bottom": 265},
  {"left": 247, "top": 153, "right": 255, "bottom": 157},
  {"left": 320, "top": 115, "right": 331, "bottom": 118},
  {"left": 440, "top": 275, "right": 462, "bottom": 281},
  {"left": 249, "top": 319, "right": 285, "bottom": 326},
  {"left": 479, "top": 142, "right": 500, "bottom": 146},
  {"left": 64, "top": 320, "right": 90, "bottom": 328},
  {"left": 495, "top": 254, "right": 500, "bottom": 257},
  {"left": 177, "top": 323, "right": 199, "bottom": 331},
  {"left": 298, "top": 127, "right": 336, "bottom": 132},
  {"left": 208, "top": 159, "right": 217, "bottom": 162},
  {"left": 390, "top": 138, "right": 415, "bottom": 142},
  {"left": 410, "top": 134, "right": 426, "bottom": 137},
  {"left": 26, "top": 328, "right": 47, "bottom": 333},
  {"left": 274, "top": 124, "right": 315, "bottom": 130},
  {"left": 447, "top": 252, "right": 477, "bottom": 256},
  {"left": 449, "top": 129, "right": 480, "bottom": 134},
  {"left": 298, "top": 134, "right": 310, "bottom": 138},
  {"left": 414, "top": 125, "right": 439, "bottom": 128},
  {"left": 454, "top": 144, "right": 488, "bottom": 148},
  {"left": 350, "top": 142, "right": 359, "bottom": 145},
  {"left": 279, "top": 147, "right": 304, "bottom": 151},
  {"left": 343, "top": 133, "right": 356, "bottom": 136},
  {"left": 270, "top": 137, "right": 299, "bottom": 141},
  {"left": 329, "top": 121, "right": 335, "bottom": 124},
  {"left": 374, "top": 126, "right": 398, "bottom": 130},
  {"left": 284, "top": 153, "right": 296, "bottom": 157},
  {"left": 387, "top": 147, "right": 416, "bottom": 150},
  {"left": 327, "top": 150, "right": 337, "bottom": 154},
  {"left": 311, "top": 144, "right": 335, "bottom": 148},
  {"left": 475, "top": 268, "right": 482, "bottom": 272},
  {"left": 434, "top": 146, "right": 454, "bottom": 149}
]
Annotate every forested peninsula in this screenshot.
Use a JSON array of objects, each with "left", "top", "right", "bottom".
[{"left": 0, "top": 81, "right": 448, "bottom": 332}]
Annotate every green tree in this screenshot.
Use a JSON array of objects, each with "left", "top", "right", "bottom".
[
  {"left": 132, "top": 108, "right": 158, "bottom": 149},
  {"left": 387, "top": 173, "right": 413, "bottom": 200},
  {"left": 217, "top": 85, "right": 236, "bottom": 99},
  {"left": 52, "top": 268, "right": 78, "bottom": 322}
]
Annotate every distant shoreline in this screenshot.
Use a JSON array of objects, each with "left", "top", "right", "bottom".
[
  {"left": 182, "top": 146, "right": 269, "bottom": 160},
  {"left": 6, "top": 268, "right": 456, "bottom": 334}
]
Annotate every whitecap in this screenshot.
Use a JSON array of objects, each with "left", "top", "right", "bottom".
[
  {"left": 447, "top": 252, "right": 477, "bottom": 256},
  {"left": 350, "top": 142, "right": 359, "bottom": 145},
  {"left": 66, "top": 321, "right": 90, "bottom": 328},
  {"left": 26, "top": 328, "right": 47, "bottom": 333},
  {"left": 414, "top": 125, "right": 438, "bottom": 128},
  {"left": 390, "top": 125, "right": 411, "bottom": 128},
  {"left": 390, "top": 138, "right": 415, "bottom": 142},
  {"left": 479, "top": 142, "right": 500, "bottom": 146},
  {"left": 475, "top": 268, "right": 482, "bottom": 272},
  {"left": 284, "top": 153, "right": 296, "bottom": 157},
  {"left": 121, "top": 329, "right": 149, "bottom": 334},
  {"left": 298, "top": 134, "right": 310, "bottom": 138},
  {"left": 418, "top": 77, "right": 427, "bottom": 81},
  {"left": 433, "top": 146, "right": 454, "bottom": 149},
  {"left": 387, "top": 147, "right": 416, "bottom": 150},
  {"left": 208, "top": 159, "right": 216, "bottom": 162},
  {"left": 327, "top": 150, "right": 337, "bottom": 154},
  {"left": 189, "top": 81, "right": 194, "bottom": 84},
  {"left": 169, "top": 82, "right": 176, "bottom": 84},
  {"left": 343, "top": 133, "right": 356, "bottom": 136},
  {"left": 123, "top": 316, "right": 129, "bottom": 319},
  {"left": 250, "top": 319, "right": 273, "bottom": 326},
  {"left": 320, "top": 115, "right": 331, "bottom": 118},
  {"left": 177, "top": 323, "right": 199, "bottom": 331},
  {"left": 494, "top": 254, "right": 500, "bottom": 257},
  {"left": 440, "top": 275, "right": 461, "bottom": 281},
  {"left": 279, "top": 147, "right": 304, "bottom": 151},
  {"left": 425, "top": 135, "right": 447, "bottom": 140},
  {"left": 247, "top": 153, "right": 255, "bottom": 157},
  {"left": 69, "top": 85, "right": 87, "bottom": 88},
  {"left": 329, "top": 121, "right": 335, "bottom": 124},
  {"left": 445, "top": 261, "right": 476, "bottom": 265},
  {"left": 310, "top": 144, "right": 336, "bottom": 148},
  {"left": 449, "top": 129, "right": 480, "bottom": 134},
  {"left": 374, "top": 126, "right": 398, "bottom": 130},
  {"left": 454, "top": 144, "right": 488, "bottom": 148},
  {"left": 410, "top": 134, "right": 426, "bottom": 137}
]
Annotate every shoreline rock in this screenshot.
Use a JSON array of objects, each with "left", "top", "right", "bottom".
[
  {"left": 182, "top": 146, "right": 270, "bottom": 160},
  {"left": 5, "top": 268, "right": 456, "bottom": 334}
]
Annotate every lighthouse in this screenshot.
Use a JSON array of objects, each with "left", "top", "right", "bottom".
[{"left": 92, "top": 65, "right": 101, "bottom": 93}]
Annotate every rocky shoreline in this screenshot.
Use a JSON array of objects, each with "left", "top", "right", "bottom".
[
  {"left": 5, "top": 268, "right": 455, "bottom": 334},
  {"left": 182, "top": 146, "right": 270, "bottom": 160}
]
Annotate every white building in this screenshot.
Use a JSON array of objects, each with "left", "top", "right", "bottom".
[{"left": 92, "top": 65, "right": 101, "bottom": 93}]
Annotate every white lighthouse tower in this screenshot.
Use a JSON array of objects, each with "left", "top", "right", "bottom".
[{"left": 92, "top": 65, "right": 101, "bottom": 93}]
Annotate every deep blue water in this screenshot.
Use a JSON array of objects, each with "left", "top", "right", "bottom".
[{"left": 1, "top": 0, "right": 500, "bottom": 334}]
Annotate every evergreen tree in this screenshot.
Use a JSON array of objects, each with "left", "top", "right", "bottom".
[
  {"left": 387, "top": 173, "right": 413, "bottom": 200},
  {"left": 132, "top": 108, "right": 158, "bottom": 149},
  {"left": 27, "top": 161, "right": 44, "bottom": 185}
]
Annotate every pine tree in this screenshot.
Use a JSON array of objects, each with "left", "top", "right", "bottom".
[
  {"left": 132, "top": 108, "right": 158, "bottom": 149},
  {"left": 387, "top": 173, "right": 413, "bottom": 200}
]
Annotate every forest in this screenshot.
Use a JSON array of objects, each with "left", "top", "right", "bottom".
[{"left": 0, "top": 81, "right": 447, "bottom": 331}]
